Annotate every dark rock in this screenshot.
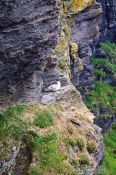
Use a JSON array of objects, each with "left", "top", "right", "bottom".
[
  {"left": 0, "top": 0, "right": 61, "bottom": 105},
  {"left": 71, "top": 3, "right": 102, "bottom": 88},
  {"left": 70, "top": 118, "right": 81, "bottom": 126},
  {"left": 97, "top": 0, "right": 116, "bottom": 42},
  {"left": 95, "top": 48, "right": 107, "bottom": 58},
  {"left": 94, "top": 116, "right": 116, "bottom": 132},
  {"left": 0, "top": 139, "right": 32, "bottom": 175}
]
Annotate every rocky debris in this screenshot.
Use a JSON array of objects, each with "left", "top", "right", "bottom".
[
  {"left": 0, "top": 140, "right": 32, "bottom": 175},
  {"left": 0, "top": 142, "right": 21, "bottom": 175},
  {"left": 70, "top": 118, "right": 81, "bottom": 126},
  {"left": 12, "top": 140, "right": 32, "bottom": 175}
]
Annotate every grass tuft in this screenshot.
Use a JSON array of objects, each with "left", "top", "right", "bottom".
[
  {"left": 68, "top": 136, "right": 85, "bottom": 151},
  {"left": 87, "top": 141, "right": 97, "bottom": 154},
  {"left": 33, "top": 109, "right": 53, "bottom": 128}
]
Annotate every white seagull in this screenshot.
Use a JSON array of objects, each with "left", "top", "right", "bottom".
[{"left": 45, "top": 81, "right": 61, "bottom": 92}]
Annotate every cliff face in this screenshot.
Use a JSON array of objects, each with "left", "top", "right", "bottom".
[
  {"left": 70, "top": 0, "right": 116, "bottom": 132},
  {"left": 0, "top": 0, "right": 61, "bottom": 104},
  {"left": 0, "top": 0, "right": 101, "bottom": 106},
  {"left": 0, "top": 1, "right": 105, "bottom": 175},
  {"left": 97, "top": 0, "right": 116, "bottom": 42},
  {"left": 70, "top": 2, "right": 102, "bottom": 87}
]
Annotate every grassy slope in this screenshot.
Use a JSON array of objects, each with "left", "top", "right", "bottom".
[
  {"left": 84, "top": 43, "right": 116, "bottom": 174},
  {"left": 99, "top": 124, "right": 116, "bottom": 175},
  {"left": 1, "top": 103, "right": 96, "bottom": 175},
  {"left": 85, "top": 43, "right": 116, "bottom": 119}
]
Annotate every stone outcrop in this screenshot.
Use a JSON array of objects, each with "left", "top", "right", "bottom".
[
  {"left": 0, "top": 0, "right": 105, "bottom": 175},
  {"left": 97, "top": 0, "right": 116, "bottom": 42},
  {"left": 0, "top": 0, "right": 61, "bottom": 104},
  {"left": 70, "top": 2, "right": 102, "bottom": 88}
]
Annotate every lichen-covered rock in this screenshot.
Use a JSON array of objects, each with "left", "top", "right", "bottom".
[
  {"left": 64, "top": 0, "right": 93, "bottom": 14},
  {"left": 70, "top": 2, "right": 102, "bottom": 86}
]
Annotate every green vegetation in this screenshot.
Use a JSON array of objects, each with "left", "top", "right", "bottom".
[
  {"left": 68, "top": 136, "right": 85, "bottom": 151},
  {"left": 84, "top": 43, "right": 116, "bottom": 174},
  {"left": 99, "top": 124, "right": 116, "bottom": 175},
  {"left": 86, "top": 141, "right": 97, "bottom": 154},
  {"left": 91, "top": 58, "right": 116, "bottom": 74},
  {"left": 94, "top": 69, "right": 106, "bottom": 79},
  {"left": 28, "top": 132, "right": 66, "bottom": 175},
  {"left": 101, "top": 42, "right": 116, "bottom": 61},
  {"left": 79, "top": 155, "right": 89, "bottom": 165},
  {"left": 33, "top": 109, "right": 53, "bottom": 128},
  {"left": 0, "top": 104, "right": 30, "bottom": 162},
  {"left": 0, "top": 104, "right": 29, "bottom": 141},
  {"left": 71, "top": 159, "right": 78, "bottom": 167},
  {"left": 91, "top": 58, "right": 109, "bottom": 67},
  {"left": 0, "top": 104, "right": 80, "bottom": 175},
  {"left": 85, "top": 81, "right": 116, "bottom": 117},
  {"left": 85, "top": 43, "right": 116, "bottom": 118}
]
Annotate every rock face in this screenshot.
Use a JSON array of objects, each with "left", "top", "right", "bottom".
[
  {"left": 0, "top": 1, "right": 105, "bottom": 175},
  {"left": 97, "top": 0, "right": 116, "bottom": 42},
  {"left": 69, "top": 0, "right": 116, "bottom": 132},
  {"left": 71, "top": 2, "right": 102, "bottom": 96},
  {"left": 94, "top": 116, "right": 116, "bottom": 133},
  {"left": 71, "top": 0, "right": 116, "bottom": 95},
  {"left": 0, "top": 0, "right": 61, "bottom": 104}
]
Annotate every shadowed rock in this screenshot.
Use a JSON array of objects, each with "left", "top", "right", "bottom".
[{"left": 0, "top": 0, "right": 61, "bottom": 104}]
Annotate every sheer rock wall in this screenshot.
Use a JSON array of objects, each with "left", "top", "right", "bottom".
[
  {"left": 0, "top": 0, "right": 61, "bottom": 104},
  {"left": 0, "top": 1, "right": 104, "bottom": 175}
]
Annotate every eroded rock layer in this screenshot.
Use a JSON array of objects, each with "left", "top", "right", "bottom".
[{"left": 0, "top": 0, "right": 60, "bottom": 104}]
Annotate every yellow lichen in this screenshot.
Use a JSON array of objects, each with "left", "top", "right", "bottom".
[
  {"left": 70, "top": 42, "right": 79, "bottom": 54},
  {"left": 70, "top": 42, "right": 84, "bottom": 71},
  {"left": 64, "top": 0, "right": 93, "bottom": 14},
  {"left": 55, "top": 29, "right": 71, "bottom": 75},
  {"left": 55, "top": 31, "right": 69, "bottom": 53}
]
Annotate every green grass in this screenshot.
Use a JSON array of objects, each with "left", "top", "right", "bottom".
[
  {"left": 0, "top": 104, "right": 31, "bottom": 162},
  {"left": 94, "top": 69, "right": 106, "bottom": 79},
  {"left": 91, "top": 58, "right": 116, "bottom": 77},
  {"left": 79, "top": 155, "right": 89, "bottom": 165},
  {"left": 86, "top": 141, "right": 97, "bottom": 154},
  {"left": 91, "top": 58, "right": 109, "bottom": 67},
  {"left": 28, "top": 132, "right": 66, "bottom": 175},
  {"left": 0, "top": 104, "right": 29, "bottom": 141},
  {"left": 85, "top": 81, "right": 116, "bottom": 116},
  {"left": 85, "top": 43, "right": 116, "bottom": 118},
  {"left": 101, "top": 42, "right": 116, "bottom": 61},
  {"left": 68, "top": 136, "right": 85, "bottom": 151},
  {"left": 83, "top": 43, "right": 116, "bottom": 175},
  {"left": 99, "top": 124, "right": 116, "bottom": 175},
  {"left": 33, "top": 109, "right": 53, "bottom": 128},
  {"left": 0, "top": 104, "right": 82, "bottom": 175}
]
